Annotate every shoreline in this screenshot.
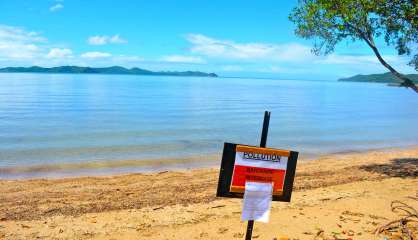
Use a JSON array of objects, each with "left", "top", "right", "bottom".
[
  {"left": 1, "top": 145, "right": 417, "bottom": 180},
  {"left": 0, "top": 146, "right": 417, "bottom": 239}
]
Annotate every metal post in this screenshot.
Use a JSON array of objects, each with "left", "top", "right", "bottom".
[
  {"left": 245, "top": 220, "right": 255, "bottom": 240},
  {"left": 245, "top": 111, "right": 270, "bottom": 240},
  {"left": 260, "top": 111, "right": 270, "bottom": 148}
]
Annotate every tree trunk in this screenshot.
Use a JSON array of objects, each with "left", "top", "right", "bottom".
[{"left": 362, "top": 35, "right": 418, "bottom": 93}]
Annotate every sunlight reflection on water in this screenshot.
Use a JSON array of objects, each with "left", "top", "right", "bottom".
[{"left": 0, "top": 73, "right": 417, "bottom": 178}]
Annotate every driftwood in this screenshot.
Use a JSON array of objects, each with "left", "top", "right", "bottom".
[{"left": 374, "top": 199, "right": 418, "bottom": 239}]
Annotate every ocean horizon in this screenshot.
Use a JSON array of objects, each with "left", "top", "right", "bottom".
[{"left": 1, "top": 73, "right": 417, "bottom": 179}]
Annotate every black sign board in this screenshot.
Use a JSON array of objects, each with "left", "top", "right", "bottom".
[{"left": 216, "top": 142, "right": 298, "bottom": 202}]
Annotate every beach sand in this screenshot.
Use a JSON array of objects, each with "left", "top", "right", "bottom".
[{"left": 0, "top": 147, "right": 417, "bottom": 239}]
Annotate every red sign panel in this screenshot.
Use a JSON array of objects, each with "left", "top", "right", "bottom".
[{"left": 230, "top": 145, "right": 290, "bottom": 196}]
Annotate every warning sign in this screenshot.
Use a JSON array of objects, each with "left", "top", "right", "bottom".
[
  {"left": 230, "top": 145, "right": 290, "bottom": 196},
  {"left": 215, "top": 111, "right": 298, "bottom": 238},
  {"left": 217, "top": 143, "right": 298, "bottom": 202}
]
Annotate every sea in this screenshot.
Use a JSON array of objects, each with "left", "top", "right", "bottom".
[{"left": 0, "top": 73, "right": 417, "bottom": 178}]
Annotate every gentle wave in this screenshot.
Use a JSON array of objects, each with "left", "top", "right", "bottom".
[
  {"left": 0, "top": 73, "right": 417, "bottom": 178},
  {"left": 0, "top": 154, "right": 220, "bottom": 179}
]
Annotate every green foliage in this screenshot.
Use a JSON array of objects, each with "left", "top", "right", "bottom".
[
  {"left": 289, "top": 0, "right": 417, "bottom": 69},
  {"left": 339, "top": 72, "right": 418, "bottom": 83},
  {"left": 0, "top": 66, "right": 218, "bottom": 78}
]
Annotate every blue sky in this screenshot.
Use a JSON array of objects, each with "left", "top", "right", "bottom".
[{"left": 0, "top": 0, "right": 415, "bottom": 80}]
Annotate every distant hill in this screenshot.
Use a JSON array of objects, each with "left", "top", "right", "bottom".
[
  {"left": 0, "top": 66, "right": 218, "bottom": 78},
  {"left": 339, "top": 72, "right": 418, "bottom": 84}
]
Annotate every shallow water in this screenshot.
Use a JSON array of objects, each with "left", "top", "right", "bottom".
[{"left": 0, "top": 73, "right": 417, "bottom": 178}]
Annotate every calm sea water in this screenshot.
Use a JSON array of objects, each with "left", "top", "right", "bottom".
[{"left": 0, "top": 73, "right": 417, "bottom": 178}]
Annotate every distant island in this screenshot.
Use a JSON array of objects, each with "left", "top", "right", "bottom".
[
  {"left": 0, "top": 66, "right": 218, "bottom": 78},
  {"left": 339, "top": 72, "right": 418, "bottom": 84}
]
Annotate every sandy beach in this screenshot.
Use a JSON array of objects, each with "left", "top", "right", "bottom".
[{"left": 0, "top": 147, "right": 417, "bottom": 240}]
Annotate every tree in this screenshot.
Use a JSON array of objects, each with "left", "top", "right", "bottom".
[{"left": 289, "top": 0, "right": 418, "bottom": 93}]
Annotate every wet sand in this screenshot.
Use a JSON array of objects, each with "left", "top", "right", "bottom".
[{"left": 0, "top": 147, "right": 417, "bottom": 239}]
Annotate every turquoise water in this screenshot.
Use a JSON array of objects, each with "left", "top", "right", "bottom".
[{"left": 0, "top": 73, "right": 417, "bottom": 178}]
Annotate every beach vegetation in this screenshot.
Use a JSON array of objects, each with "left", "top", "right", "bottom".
[{"left": 289, "top": 0, "right": 418, "bottom": 92}]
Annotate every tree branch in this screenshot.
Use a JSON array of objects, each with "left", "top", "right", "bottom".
[
  {"left": 364, "top": 35, "right": 418, "bottom": 93},
  {"left": 346, "top": 23, "right": 418, "bottom": 93}
]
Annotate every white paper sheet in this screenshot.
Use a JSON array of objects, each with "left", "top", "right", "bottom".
[{"left": 241, "top": 181, "right": 273, "bottom": 223}]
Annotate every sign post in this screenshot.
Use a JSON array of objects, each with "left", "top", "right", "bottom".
[
  {"left": 245, "top": 110, "right": 270, "bottom": 240},
  {"left": 216, "top": 111, "right": 299, "bottom": 240}
]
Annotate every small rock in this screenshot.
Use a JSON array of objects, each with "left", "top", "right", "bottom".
[
  {"left": 233, "top": 232, "right": 244, "bottom": 238},
  {"left": 316, "top": 229, "right": 324, "bottom": 237},
  {"left": 21, "top": 224, "right": 31, "bottom": 229},
  {"left": 211, "top": 205, "right": 226, "bottom": 209}
]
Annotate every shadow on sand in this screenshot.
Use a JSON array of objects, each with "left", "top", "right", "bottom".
[{"left": 360, "top": 158, "right": 418, "bottom": 178}]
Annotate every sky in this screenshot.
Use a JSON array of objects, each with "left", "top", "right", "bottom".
[{"left": 0, "top": 0, "right": 416, "bottom": 80}]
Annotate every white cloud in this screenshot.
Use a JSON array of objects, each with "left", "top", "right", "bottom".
[
  {"left": 185, "top": 34, "right": 314, "bottom": 62},
  {"left": 49, "top": 3, "right": 63, "bottom": 12},
  {"left": 0, "top": 43, "right": 39, "bottom": 60},
  {"left": 0, "top": 25, "right": 46, "bottom": 43},
  {"left": 109, "top": 35, "right": 127, "bottom": 44},
  {"left": 88, "top": 36, "right": 107, "bottom": 45},
  {"left": 316, "top": 53, "right": 406, "bottom": 65},
  {"left": 0, "top": 25, "right": 46, "bottom": 60},
  {"left": 161, "top": 55, "right": 205, "bottom": 64},
  {"left": 220, "top": 65, "right": 244, "bottom": 72},
  {"left": 112, "top": 55, "right": 144, "bottom": 62},
  {"left": 316, "top": 54, "right": 377, "bottom": 65},
  {"left": 260, "top": 66, "right": 287, "bottom": 73},
  {"left": 88, "top": 35, "right": 127, "bottom": 45},
  {"left": 0, "top": 25, "right": 143, "bottom": 67},
  {"left": 81, "top": 51, "right": 112, "bottom": 59},
  {"left": 46, "top": 48, "right": 73, "bottom": 59},
  {"left": 184, "top": 33, "right": 417, "bottom": 75}
]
